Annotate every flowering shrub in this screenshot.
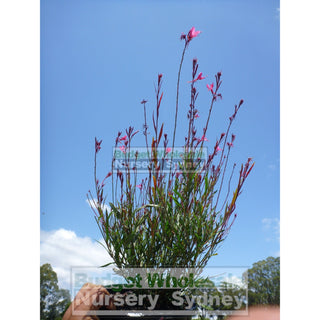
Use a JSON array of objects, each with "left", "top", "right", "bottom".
[{"left": 88, "top": 27, "right": 254, "bottom": 269}]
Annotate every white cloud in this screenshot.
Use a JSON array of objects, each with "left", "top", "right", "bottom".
[
  {"left": 262, "top": 218, "right": 280, "bottom": 242},
  {"left": 222, "top": 275, "right": 245, "bottom": 288},
  {"left": 86, "top": 198, "right": 110, "bottom": 213},
  {"left": 40, "top": 229, "right": 113, "bottom": 289}
]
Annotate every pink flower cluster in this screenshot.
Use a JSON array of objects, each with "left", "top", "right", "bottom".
[
  {"left": 181, "top": 26, "right": 201, "bottom": 42},
  {"left": 117, "top": 135, "right": 128, "bottom": 154},
  {"left": 95, "top": 137, "right": 102, "bottom": 153}
]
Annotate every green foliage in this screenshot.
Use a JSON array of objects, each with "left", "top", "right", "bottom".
[
  {"left": 245, "top": 256, "right": 280, "bottom": 306},
  {"left": 89, "top": 28, "right": 253, "bottom": 269},
  {"left": 218, "top": 281, "right": 246, "bottom": 311},
  {"left": 40, "top": 263, "right": 71, "bottom": 320},
  {"left": 187, "top": 278, "right": 245, "bottom": 320}
]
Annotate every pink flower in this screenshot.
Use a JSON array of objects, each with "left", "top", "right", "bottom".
[
  {"left": 119, "top": 135, "right": 127, "bottom": 141},
  {"left": 119, "top": 146, "right": 126, "bottom": 154},
  {"left": 241, "top": 158, "right": 254, "bottom": 178},
  {"left": 227, "top": 134, "right": 236, "bottom": 148},
  {"left": 136, "top": 184, "right": 143, "bottom": 190},
  {"left": 189, "top": 72, "right": 206, "bottom": 83},
  {"left": 166, "top": 147, "right": 172, "bottom": 154},
  {"left": 198, "top": 135, "right": 209, "bottom": 142},
  {"left": 95, "top": 137, "right": 102, "bottom": 153},
  {"left": 216, "top": 146, "right": 222, "bottom": 152},
  {"left": 206, "top": 83, "right": 214, "bottom": 93},
  {"left": 187, "top": 27, "right": 201, "bottom": 41},
  {"left": 106, "top": 172, "right": 112, "bottom": 178},
  {"left": 196, "top": 72, "right": 206, "bottom": 81},
  {"left": 100, "top": 172, "right": 112, "bottom": 188},
  {"left": 194, "top": 113, "right": 199, "bottom": 119}
]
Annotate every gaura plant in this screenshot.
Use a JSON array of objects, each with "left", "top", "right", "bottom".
[{"left": 88, "top": 27, "right": 254, "bottom": 269}]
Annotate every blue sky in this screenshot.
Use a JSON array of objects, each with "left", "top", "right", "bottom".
[{"left": 40, "top": 0, "right": 279, "bottom": 283}]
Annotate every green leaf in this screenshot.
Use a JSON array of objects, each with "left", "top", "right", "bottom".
[
  {"left": 99, "top": 262, "right": 115, "bottom": 268},
  {"left": 95, "top": 239, "right": 108, "bottom": 251}
]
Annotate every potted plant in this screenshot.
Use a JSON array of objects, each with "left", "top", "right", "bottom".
[{"left": 86, "top": 26, "right": 253, "bottom": 319}]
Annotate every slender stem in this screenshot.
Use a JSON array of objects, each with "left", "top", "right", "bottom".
[
  {"left": 143, "top": 103, "right": 150, "bottom": 160},
  {"left": 201, "top": 76, "right": 222, "bottom": 149},
  {"left": 215, "top": 147, "right": 231, "bottom": 209},
  {"left": 220, "top": 163, "right": 236, "bottom": 211},
  {"left": 94, "top": 151, "right": 98, "bottom": 199},
  {"left": 155, "top": 88, "right": 160, "bottom": 145},
  {"left": 218, "top": 121, "right": 232, "bottom": 168},
  {"left": 187, "top": 82, "right": 195, "bottom": 150},
  {"left": 172, "top": 43, "right": 187, "bottom": 157},
  {"left": 112, "top": 153, "right": 114, "bottom": 203},
  {"left": 204, "top": 98, "right": 214, "bottom": 139},
  {"left": 200, "top": 96, "right": 215, "bottom": 151},
  {"left": 170, "top": 43, "right": 187, "bottom": 179}
]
